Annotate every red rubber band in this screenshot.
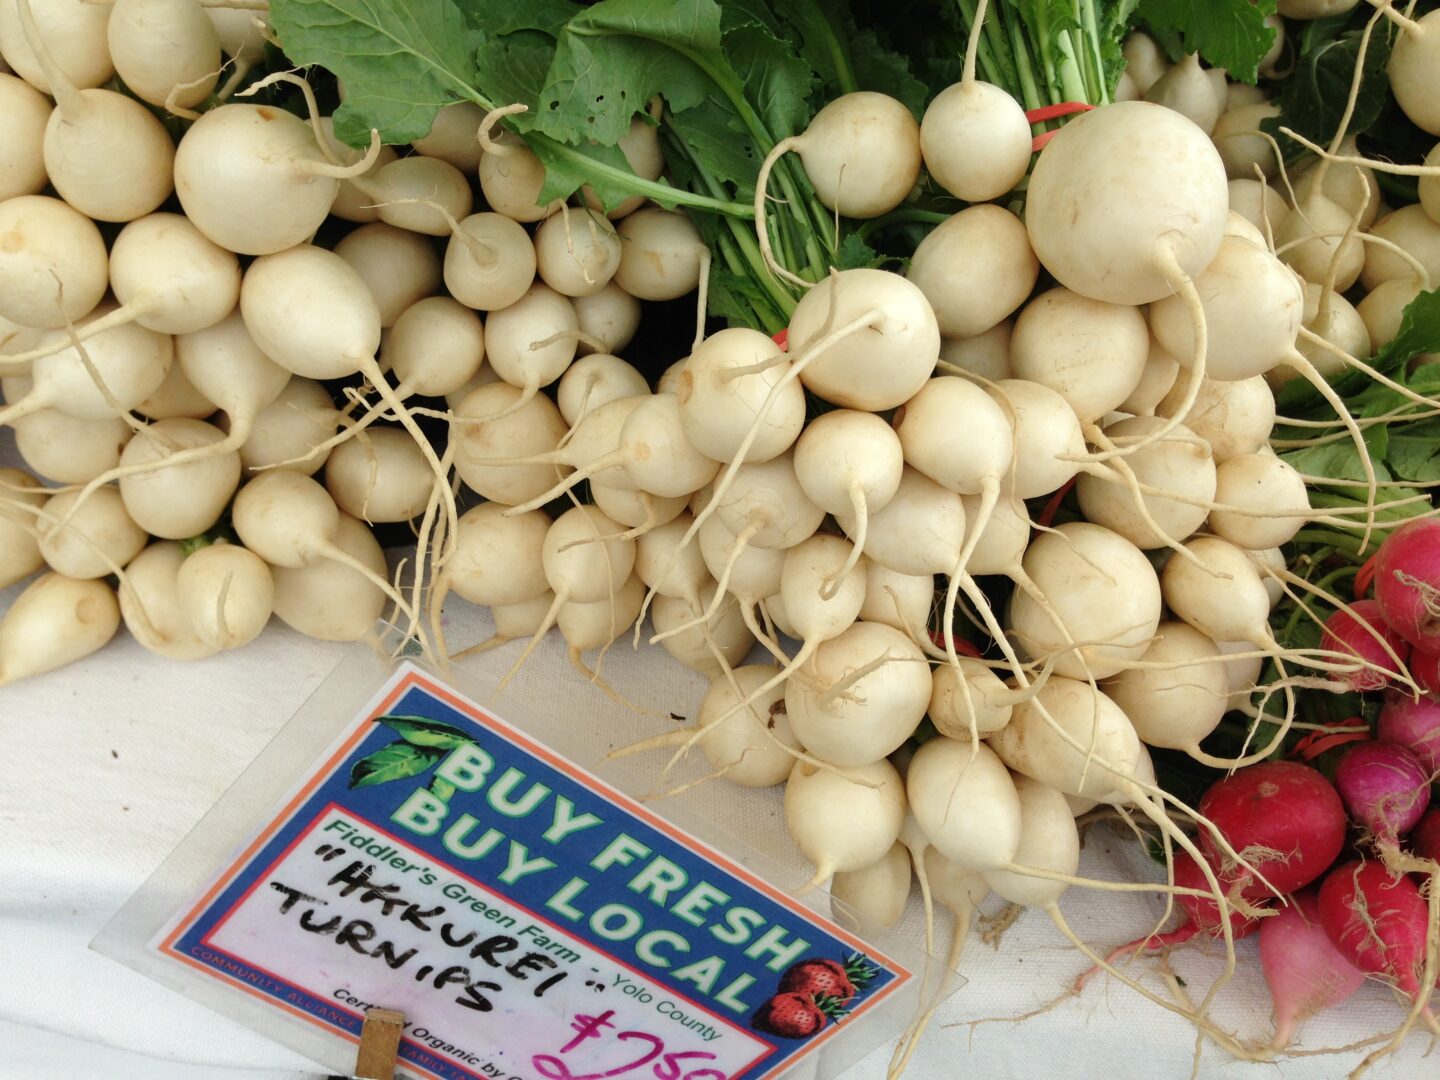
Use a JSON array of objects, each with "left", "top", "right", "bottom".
[
  {"left": 1354, "top": 550, "right": 1379, "bottom": 599},
  {"left": 771, "top": 327, "right": 789, "bottom": 351},
  {"left": 1036, "top": 477, "right": 1076, "bottom": 530},
  {"left": 1024, "top": 101, "right": 1096, "bottom": 123},
  {"left": 1028, "top": 101, "right": 1095, "bottom": 153},
  {"left": 929, "top": 627, "right": 982, "bottom": 658},
  {"left": 1291, "top": 718, "right": 1369, "bottom": 762}
]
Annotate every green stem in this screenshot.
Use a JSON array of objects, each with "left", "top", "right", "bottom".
[
  {"left": 855, "top": 208, "right": 952, "bottom": 241},
  {"left": 1078, "top": 0, "right": 1109, "bottom": 105},
  {"left": 1053, "top": 30, "right": 1090, "bottom": 104},
  {"left": 799, "top": 0, "right": 858, "bottom": 95},
  {"left": 1001, "top": 4, "right": 1047, "bottom": 116},
  {"left": 955, "top": 0, "right": 1007, "bottom": 86}
]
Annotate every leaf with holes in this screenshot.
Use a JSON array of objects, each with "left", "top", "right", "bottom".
[{"left": 531, "top": 0, "right": 718, "bottom": 147}]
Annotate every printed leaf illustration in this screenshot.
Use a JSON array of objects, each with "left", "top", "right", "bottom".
[
  {"left": 430, "top": 776, "right": 458, "bottom": 801},
  {"left": 376, "top": 714, "right": 474, "bottom": 749},
  {"left": 349, "top": 742, "right": 445, "bottom": 788}
]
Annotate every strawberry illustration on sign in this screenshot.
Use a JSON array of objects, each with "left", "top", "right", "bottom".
[
  {"left": 750, "top": 991, "right": 835, "bottom": 1039},
  {"left": 751, "top": 953, "right": 877, "bottom": 1039}
]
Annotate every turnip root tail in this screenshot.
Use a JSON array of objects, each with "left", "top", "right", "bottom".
[
  {"left": 1073, "top": 249, "right": 1207, "bottom": 465},
  {"left": 679, "top": 308, "right": 884, "bottom": 557},
  {"left": 498, "top": 590, "right": 565, "bottom": 692},
  {"left": 477, "top": 103, "right": 529, "bottom": 156},
  {"left": 238, "top": 72, "right": 383, "bottom": 179},
  {"left": 752, "top": 136, "right": 812, "bottom": 290}
]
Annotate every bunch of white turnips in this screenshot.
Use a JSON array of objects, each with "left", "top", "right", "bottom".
[{"left": 4, "top": 0, "right": 1440, "bottom": 1063}]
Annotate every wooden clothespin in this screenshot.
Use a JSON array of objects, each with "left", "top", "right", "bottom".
[{"left": 352, "top": 1007, "right": 406, "bottom": 1080}]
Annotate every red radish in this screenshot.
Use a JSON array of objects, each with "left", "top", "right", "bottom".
[
  {"left": 1411, "top": 808, "right": 1440, "bottom": 864},
  {"left": 1334, "top": 741, "right": 1431, "bottom": 848},
  {"left": 1318, "top": 860, "right": 1435, "bottom": 996},
  {"left": 1409, "top": 649, "right": 1440, "bottom": 695},
  {"left": 751, "top": 992, "right": 832, "bottom": 1039},
  {"left": 1081, "top": 850, "right": 1264, "bottom": 987},
  {"left": 1378, "top": 692, "right": 1440, "bottom": 775},
  {"left": 1321, "top": 599, "right": 1411, "bottom": 691},
  {"left": 1198, "top": 761, "right": 1347, "bottom": 898},
  {"left": 1259, "top": 889, "right": 1367, "bottom": 1049},
  {"left": 1374, "top": 518, "right": 1440, "bottom": 653}
]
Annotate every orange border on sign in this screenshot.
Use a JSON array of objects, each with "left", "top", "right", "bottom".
[{"left": 157, "top": 666, "right": 913, "bottom": 1080}]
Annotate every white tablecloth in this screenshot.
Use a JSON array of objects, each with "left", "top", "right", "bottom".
[{"left": 1, "top": 445, "right": 1432, "bottom": 1080}]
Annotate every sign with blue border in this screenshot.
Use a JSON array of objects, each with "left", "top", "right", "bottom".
[{"left": 152, "top": 664, "right": 910, "bottom": 1080}]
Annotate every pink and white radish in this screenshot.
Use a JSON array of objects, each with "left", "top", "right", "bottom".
[
  {"left": 1377, "top": 692, "right": 1440, "bottom": 775},
  {"left": 1260, "top": 888, "right": 1367, "bottom": 1050},
  {"left": 1374, "top": 518, "right": 1440, "bottom": 652},
  {"left": 1334, "top": 741, "right": 1431, "bottom": 849},
  {"left": 1318, "top": 860, "right": 1437, "bottom": 1002}
]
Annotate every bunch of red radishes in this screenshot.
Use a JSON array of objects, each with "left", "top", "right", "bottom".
[{"left": 1118, "top": 518, "right": 1440, "bottom": 1048}]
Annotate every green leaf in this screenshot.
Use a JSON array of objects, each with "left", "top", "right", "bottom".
[
  {"left": 1388, "top": 418, "right": 1440, "bottom": 482},
  {"left": 269, "top": 0, "right": 484, "bottom": 145},
  {"left": 846, "top": 25, "right": 928, "bottom": 117},
  {"left": 429, "top": 776, "right": 458, "bottom": 801},
  {"left": 725, "top": 22, "right": 815, "bottom": 140},
  {"left": 376, "top": 714, "right": 474, "bottom": 748},
  {"left": 349, "top": 742, "right": 444, "bottom": 788},
  {"left": 531, "top": 136, "right": 665, "bottom": 210},
  {"left": 1137, "top": 0, "right": 1278, "bottom": 83},
  {"left": 1373, "top": 288, "right": 1440, "bottom": 370},
  {"left": 533, "top": 0, "right": 720, "bottom": 147},
  {"left": 667, "top": 96, "right": 760, "bottom": 192},
  {"left": 1262, "top": 26, "right": 1392, "bottom": 163},
  {"left": 474, "top": 29, "right": 563, "bottom": 111},
  {"left": 1280, "top": 439, "right": 1393, "bottom": 484},
  {"left": 834, "top": 232, "right": 884, "bottom": 270}
]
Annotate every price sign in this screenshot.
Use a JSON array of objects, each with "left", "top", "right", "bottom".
[{"left": 120, "top": 663, "right": 911, "bottom": 1080}]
